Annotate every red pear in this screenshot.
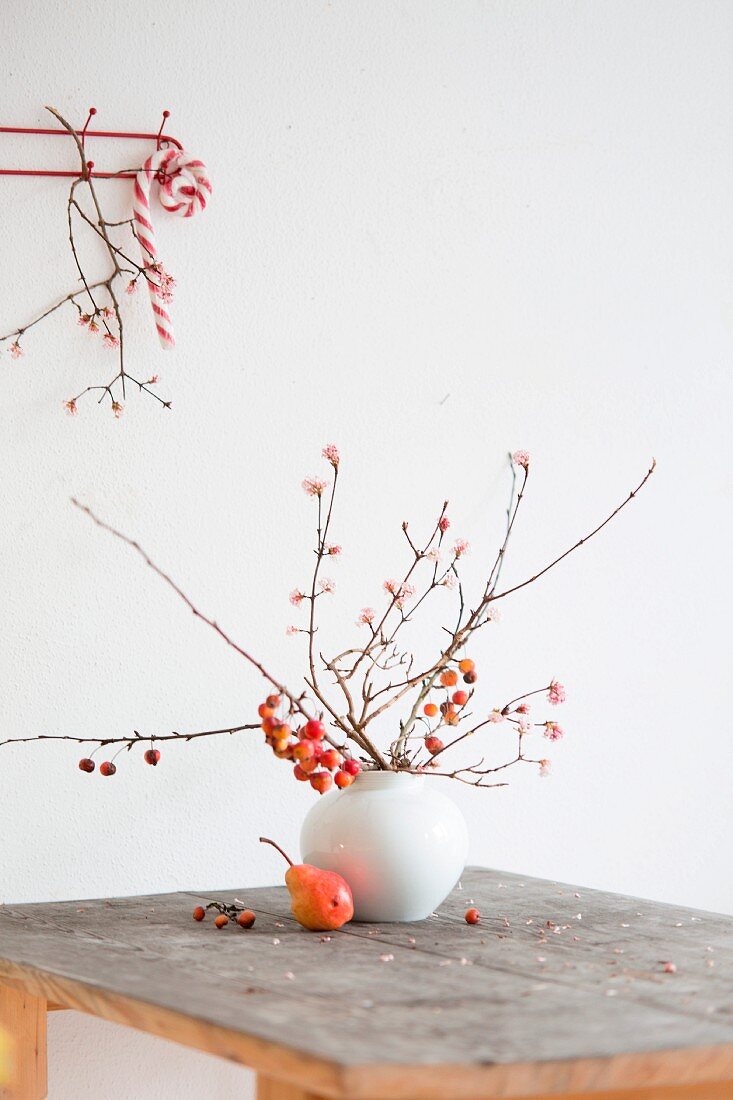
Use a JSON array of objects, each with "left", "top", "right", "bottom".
[{"left": 260, "top": 837, "right": 353, "bottom": 931}]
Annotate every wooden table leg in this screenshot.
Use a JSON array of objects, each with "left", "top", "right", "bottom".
[
  {"left": 0, "top": 985, "right": 47, "bottom": 1100},
  {"left": 257, "top": 1076, "right": 328, "bottom": 1100}
]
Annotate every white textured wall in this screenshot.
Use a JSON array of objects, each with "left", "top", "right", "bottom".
[{"left": 1, "top": 1, "right": 732, "bottom": 1096}]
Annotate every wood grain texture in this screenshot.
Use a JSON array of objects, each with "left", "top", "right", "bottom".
[
  {"left": 0, "top": 985, "right": 46, "bottom": 1099},
  {"left": 1, "top": 868, "right": 733, "bottom": 1098},
  {"left": 257, "top": 1075, "right": 327, "bottom": 1100},
  {"left": 518, "top": 1087, "right": 733, "bottom": 1100}
]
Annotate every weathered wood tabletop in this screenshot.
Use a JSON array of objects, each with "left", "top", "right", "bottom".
[{"left": 1, "top": 867, "right": 732, "bottom": 1100}]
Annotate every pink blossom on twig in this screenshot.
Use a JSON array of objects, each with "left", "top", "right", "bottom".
[
  {"left": 102, "top": 333, "right": 120, "bottom": 350},
  {"left": 539, "top": 759, "right": 551, "bottom": 777},
  {"left": 9, "top": 342, "right": 23, "bottom": 360},
  {"left": 453, "top": 539, "right": 470, "bottom": 557},
  {"left": 438, "top": 515, "right": 451, "bottom": 532},
  {"left": 512, "top": 450, "right": 530, "bottom": 469},
  {"left": 289, "top": 589, "right": 305, "bottom": 607},
  {"left": 384, "top": 580, "right": 416, "bottom": 608},
  {"left": 77, "top": 314, "right": 91, "bottom": 327},
  {"left": 302, "top": 477, "right": 329, "bottom": 497},
  {"left": 426, "top": 548, "right": 442, "bottom": 564},
  {"left": 326, "top": 544, "right": 342, "bottom": 557},
  {"left": 125, "top": 280, "right": 137, "bottom": 296},
  {"left": 286, "top": 625, "right": 299, "bottom": 636},
  {"left": 548, "top": 680, "right": 566, "bottom": 705},
  {"left": 544, "top": 721, "right": 564, "bottom": 741},
  {"left": 63, "top": 399, "right": 78, "bottom": 417},
  {"left": 322, "top": 444, "right": 340, "bottom": 467},
  {"left": 516, "top": 702, "right": 530, "bottom": 714},
  {"left": 111, "top": 401, "right": 124, "bottom": 419},
  {"left": 88, "top": 319, "right": 99, "bottom": 334},
  {"left": 319, "top": 577, "right": 336, "bottom": 594},
  {"left": 357, "top": 607, "right": 375, "bottom": 626},
  {"left": 488, "top": 709, "right": 504, "bottom": 723},
  {"left": 442, "top": 573, "right": 457, "bottom": 590}
]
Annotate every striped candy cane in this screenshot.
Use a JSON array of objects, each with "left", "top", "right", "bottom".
[{"left": 133, "top": 148, "right": 212, "bottom": 349}]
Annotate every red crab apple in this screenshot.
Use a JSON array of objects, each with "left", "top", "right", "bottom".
[
  {"left": 192, "top": 906, "right": 206, "bottom": 922},
  {"left": 465, "top": 907, "right": 481, "bottom": 925},
  {"left": 237, "top": 909, "right": 256, "bottom": 929},
  {"left": 320, "top": 748, "right": 342, "bottom": 771},
  {"left": 425, "top": 735, "right": 444, "bottom": 755},
  {"left": 342, "top": 759, "right": 361, "bottom": 776},
  {"left": 144, "top": 749, "right": 161, "bottom": 766},
  {"left": 260, "top": 837, "right": 353, "bottom": 931},
  {"left": 214, "top": 914, "right": 229, "bottom": 929},
  {"left": 293, "top": 763, "right": 310, "bottom": 782},
  {"left": 99, "top": 761, "right": 116, "bottom": 777},
  {"left": 334, "top": 770, "right": 353, "bottom": 789},
  {"left": 304, "top": 719, "right": 326, "bottom": 740},
  {"left": 310, "top": 771, "right": 333, "bottom": 795},
  {"left": 78, "top": 758, "right": 95, "bottom": 773}
]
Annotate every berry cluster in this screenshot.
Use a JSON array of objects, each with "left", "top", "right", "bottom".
[
  {"left": 78, "top": 747, "right": 160, "bottom": 777},
  {"left": 259, "top": 695, "right": 362, "bottom": 794},
  {"left": 193, "top": 901, "right": 256, "bottom": 930},
  {"left": 421, "top": 658, "right": 478, "bottom": 756}
]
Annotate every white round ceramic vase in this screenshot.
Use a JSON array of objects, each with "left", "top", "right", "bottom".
[{"left": 300, "top": 770, "right": 469, "bottom": 922}]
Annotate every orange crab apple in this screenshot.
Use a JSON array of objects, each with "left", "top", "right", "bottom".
[
  {"left": 293, "top": 740, "right": 315, "bottom": 762},
  {"left": 424, "top": 702, "right": 438, "bottom": 718},
  {"left": 293, "top": 763, "right": 310, "bottom": 782},
  {"left": 258, "top": 702, "right": 274, "bottom": 719},
  {"left": 334, "top": 769, "right": 353, "bottom": 789},
  {"left": 452, "top": 690, "right": 468, "bottom": 707},
  {"left": 425, "top": 735, "right": 444, "bottom": 755},
  {"left": 440, "top": 669, "right": 458, "bottom": 688},
  {"left": 458, "top": 658, "right": 475, "bottom": 674}
]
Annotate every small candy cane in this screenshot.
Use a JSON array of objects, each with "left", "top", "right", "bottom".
[{"left": 133, "top": 148, "right": 212, "bottom": 349}]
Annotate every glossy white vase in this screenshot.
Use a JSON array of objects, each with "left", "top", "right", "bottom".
[{"left": 300, "top": 771, "right": 469, "bottom": 922}]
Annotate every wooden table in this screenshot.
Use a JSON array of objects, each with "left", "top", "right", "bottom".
[{"left": 1, "top": 867, "right": 732, "bottom": 1100}]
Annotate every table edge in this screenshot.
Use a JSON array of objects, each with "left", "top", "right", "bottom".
[{"left": 2, "top": 960, "right": 733, "bottom": 1099}]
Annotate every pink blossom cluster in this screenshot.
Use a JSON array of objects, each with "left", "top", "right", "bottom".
[
  {"left": 383, "top": 579, "right": 416, "bottom": 609},
  {"left": 147, "top": 263, "right": 176, "bottom": 304},
  {"left": 512, "top": 450, "right": 530, "bottom": 469},
  {"left": 302, "top": 477, "right": 329, "bottom": 497},
  {"left": 548, "top": 680, "right": 566, "bottom": 705}
]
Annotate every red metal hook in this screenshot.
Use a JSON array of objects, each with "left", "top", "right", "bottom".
[{"left": 0, "top": 107, "right": 183, "bottom": 179}]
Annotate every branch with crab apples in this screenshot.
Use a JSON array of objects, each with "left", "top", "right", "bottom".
[{"left": 0, "top": 446, "right": 655, "bottom": 794}]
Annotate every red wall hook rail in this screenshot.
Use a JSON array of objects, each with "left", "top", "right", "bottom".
[{"left": 0, "top": 107, "right": 183, "bottom": 179}]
